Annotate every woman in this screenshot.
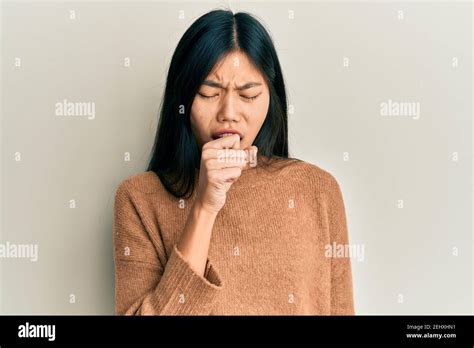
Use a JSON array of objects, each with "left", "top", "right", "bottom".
[{"left": 113, "top": 9, "right": 355, "bottom": 315}]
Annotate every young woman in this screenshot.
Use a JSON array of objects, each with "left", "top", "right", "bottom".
[{"left": 113, "top": 9, "right": 355, "bottom": 315}]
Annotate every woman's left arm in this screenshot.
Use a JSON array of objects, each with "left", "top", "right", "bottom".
[{"left": 326, "top": 175, "right": 355, "bottom": 315}]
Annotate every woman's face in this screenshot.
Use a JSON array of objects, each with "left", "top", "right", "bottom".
[{"left": 190, "top": 50, "right": 270, "bottom": 151}]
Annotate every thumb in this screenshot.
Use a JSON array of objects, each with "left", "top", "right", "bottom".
[{"left": 245, "top": 145, "right": 258, "bottom": 167}]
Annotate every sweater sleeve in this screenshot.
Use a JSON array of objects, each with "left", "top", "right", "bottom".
[
  {"left": 326, "top": 175, "right": 355, "bottom": 315},
  {"left": 113, "top": 181, "right": 224, "bottom": 315}
]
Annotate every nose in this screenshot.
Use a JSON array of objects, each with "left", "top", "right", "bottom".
[{"left": 217, "top": 92, "right": 241, "bottom": 123}]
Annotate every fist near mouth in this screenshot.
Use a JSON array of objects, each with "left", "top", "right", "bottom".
[{"left": 196, "top": 133, "right": 258, "bottom": 214}]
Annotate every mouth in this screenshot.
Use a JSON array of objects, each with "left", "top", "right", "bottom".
[{"left": 211, "top": 130, "right": 243, "bottom": 140}]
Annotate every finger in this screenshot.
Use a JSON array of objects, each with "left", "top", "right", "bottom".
[
  {"left": 201, "top": 148, "right": 246, "bottom": 162},
  {"left": 205, "top": 134, "right": 241, "bottom": 150},
  {"left": 250, "top": 145, "right": 258, "bottom": 166},
  {"left": 241, "top": 145, "right": 258, "bottom": 167},
  {"left": 205, "top": 152, "right": 248, "bottom": 171},
  {"left": 213, "top": 167, "right": 242, "bottom": 183},
  {"left": 217, "top": 148, "right": 247, "bottom": 165}
]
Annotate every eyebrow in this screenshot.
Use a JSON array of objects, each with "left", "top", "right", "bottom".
[{"left": 202, "top": 80, "right": 262, "bottom": 91}]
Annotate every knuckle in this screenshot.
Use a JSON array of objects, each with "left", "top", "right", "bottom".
[
  {"left": 201, "top": 150, "right": 210, "bottom": 161},
  {"left": 207, "top": 172, "right": 217, "bottom": 182}
]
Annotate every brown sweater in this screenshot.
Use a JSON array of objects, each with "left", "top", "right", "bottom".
[{"left": 113, "top": 159, "right": 355, "bottom": 315}]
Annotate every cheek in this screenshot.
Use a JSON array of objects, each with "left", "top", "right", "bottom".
[
  {"left": 190, "top": 100, "right": 212, "bottom": 133},
  {"left": 244, "top": 94, "right": 269, "bottom": 128}
]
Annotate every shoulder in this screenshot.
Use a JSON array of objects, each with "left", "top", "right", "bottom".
[
  {"left": 279, "top": 158, "right": 342, "bottom": 193},
  {"left": 115, "top": 171, "right": 165, "bottom": 197},
  {"left": 113, "top": 171, "right": 174, "bottom": 217}
]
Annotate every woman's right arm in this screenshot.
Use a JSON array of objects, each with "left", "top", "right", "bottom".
[
  {"left": 114, "top": 134, "right": 254, "bottom": 315},
  {"left": 176, "top": 134, "right": 251, "bottom": 278},
  {"left": 113, "top": 182, "right": 224, "bottom": 315}
]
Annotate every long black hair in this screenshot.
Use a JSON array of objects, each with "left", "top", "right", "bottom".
[{"left": 147, "top": 9, "right": 296, "bottom": 199}]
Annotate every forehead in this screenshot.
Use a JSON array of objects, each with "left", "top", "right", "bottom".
[{"left": 207, "top": 50, "right": 264, "bottom": 83}]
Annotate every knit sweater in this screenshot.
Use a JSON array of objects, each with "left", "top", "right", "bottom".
[{"left": 113, "top": 159, "right": 355, "bottom": 315}]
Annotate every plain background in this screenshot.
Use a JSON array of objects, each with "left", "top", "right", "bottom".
[{"left": 1, "top": 0, "right": 472, "bottom": 314}]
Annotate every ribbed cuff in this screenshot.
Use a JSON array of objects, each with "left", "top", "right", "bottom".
[{"left": 151, "top": 244, "right": 223, "bottom": 315}]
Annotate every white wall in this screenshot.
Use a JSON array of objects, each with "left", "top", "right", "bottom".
[{"left": 1, "top": 0, "right": 472, "bottom": 314}]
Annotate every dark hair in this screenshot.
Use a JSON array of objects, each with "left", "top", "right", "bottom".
[{"left": 147, "top": 9, "right": 298, "bottom": 199}]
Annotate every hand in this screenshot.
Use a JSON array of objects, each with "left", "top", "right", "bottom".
[{"left": 195, "top": 134, "right": 257, "bottom": 215}]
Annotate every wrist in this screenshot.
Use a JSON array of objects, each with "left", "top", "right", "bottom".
[{"left": 192, "top": 200, "right": 219, "bottom": 220}]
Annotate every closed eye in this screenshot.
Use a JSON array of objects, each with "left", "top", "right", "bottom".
[
  {"left": 198, "top": 93, "right": 219, "bottom": 99},
  {"left": 241, "top": 92, "right": 261, "bottom": 101},
  {"left": 198, "top": 92, "right": 261, "bottom": 101}
]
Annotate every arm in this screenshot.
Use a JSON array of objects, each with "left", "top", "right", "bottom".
[
  {"left": 326, "top": 175, "right": 355, "bottom": 315},
  {"left": 113, "top": 181, "right": 223, "bottom": 315},
  {"left": 177, "top": 200, "right": 219, "bottom": 279}
]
